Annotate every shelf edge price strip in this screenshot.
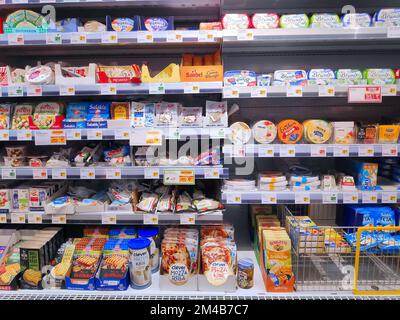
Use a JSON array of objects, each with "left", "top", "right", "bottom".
[
  {"left": 102, "top": 213, "right": 117, "bottom": 225},
  {"left": 11, "top": 213, "right": 26, "bottom": 224},
  {"left": 180, "top": 213, "right": 196, "bottom": 225},
  {"left": 27, "top": 213, "right": 43, "bottom": 224},
  {"left": 143, "top": 214, "right": 158, "bottom": 225}
]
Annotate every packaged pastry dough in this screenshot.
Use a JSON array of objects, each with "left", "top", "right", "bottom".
[
  {"left": 378, "top": 124, "right": 400, "bottom": 143},
  {"left": 332, "top": 121, "right": 355, "bottom": 144},
  {"left": 252, "top": 120, "right": 277, "bottom": 144},
  {"left": 277, "top": 119, "right": 303, "bottom": 144},
  {"left": 229, "top": 122, "right": 252, "bottom": 145},
  {"left": 303, "top": 120, "right": 332, "bottom": 144}
]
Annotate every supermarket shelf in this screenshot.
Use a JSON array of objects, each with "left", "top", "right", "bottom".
[
  {"left": 222, "top": 84, "right": 399, "bottom": 99},
  {"left": 0, "top": 82, "right": 223, "bottom": 97},
  {"left": 223, "top": 144, "right": 400, "bottom": 158},
  {"left": 2, "top": 210, "right": 224, "bottom": 225},
  {"left": 221, "top": 190, "right": 400, "bottom": 205},
  {"left": 0, "top": 251, "right": 396, "bottom": 299},
  {"left": 0, "top": 166, "right": 228, "bottom": 179}
]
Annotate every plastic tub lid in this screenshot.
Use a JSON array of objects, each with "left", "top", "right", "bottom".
[
  {"left": 128, "top": 237, "right": 151, "bottom": 250},
  {"left": 238, "top": 258, "right": 254, "bottom": 269},
  {"left": 138, "top": 228, "right": 159, "bottom": 238}
]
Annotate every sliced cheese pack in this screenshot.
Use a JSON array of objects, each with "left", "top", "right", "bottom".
[
  {"left": 252, "top": 120, "right": 277, "bottom": 144},
  {"left": 363, "top": 69, "right": 395, "bottom": 85},
  {"left": 373, "top": 8, "right": 400, "bottom": 27},
  {"left": 303, "top": 120, "right": 332, "bottom": 144},
  {"left": 280, "top": 14, "right": 309, "bottom": 29},
  {"left": 342, "top": 13, "right": 371, "bottom": 28},
  {"left": 310, "top": 14, "right": 341, "bottom": 28}
]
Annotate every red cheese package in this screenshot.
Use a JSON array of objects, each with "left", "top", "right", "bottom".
[
  {"left": 251, "top": 13, "right": 280, "bottom": 29},
  {"left": 222, "top": 14, "right": 251, "bottom": 30},
  {"left": 199, "top": 22, "right": 222, "bottom": 30},
  {"left": 395, "top": 69, "right": 400, "bottom": 83}
]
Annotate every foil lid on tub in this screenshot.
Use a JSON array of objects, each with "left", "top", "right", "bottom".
[
  {"left": 303, "top": 119, "right": 332, "bottom": 144},
  {"left": 229, "top": 122, "right": 252, "bottom": 145},
  {"left": 280, "top": 14, "right": 309, "bottom": 28},
  {"left": 252, "top": 120, "right": 277, "bottom": 144},
  {"left": 342, "top": 13, "right": 371, "bottom": 28},
  {"left": 277, "top": 119, "right": 303, "bottom": 144},
  {"left": 251, "top": 13, "right": 280, "bottom": 29},
  {"left": 25, "top": 66, "right": 54, "bottom": 85},
  {"left": 222, "top": 14, "right": 251, "bottom": 29}
]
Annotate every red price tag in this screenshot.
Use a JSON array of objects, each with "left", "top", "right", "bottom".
[{"left": 348, "top": 86, "right": 382, "bottom": 104}]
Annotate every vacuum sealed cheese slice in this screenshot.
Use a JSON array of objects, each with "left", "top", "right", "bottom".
[
  {"left": 303, "top": 119, "right": 332, "bottom": 144},
  {"left": 252, "top": 120, "right": 277, "bottom": 144},
  {"left": 277, "top": 119, "right": 303, "bottom": 144}
]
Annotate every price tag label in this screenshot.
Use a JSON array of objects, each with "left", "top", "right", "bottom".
[
  {"left": 33, "top": 168, "right": 48, "bottom": 180},
  {"left": 311, "top": 145, "right": 327, "bottom": 157},
  {"left": 343, "top": 192, "right": 359, "bottom": 204},
  {"left": 258, "top": 146, "right": 275, "bottom": 157},
  {"left": 27, "top": 213, "right": 43, "bottom": 224},
  {"left": 8, "top": 34, "right": 24, "bottom": 45},
  {"left": 382, "top": 192, "right": 397, "bottom": 204},
  {"left": 0, "top": 214, "right": 7, "bottom": 224},
  {"left": 106, "top": 168, "right": 122, "bottom": 179},
  {"left": 322, "top": 193, "right": 338, "bottom": 204},
  {"left": 226, "top": 194, "right": 242, "bottom": 204},
  {"left": 11, "top": 213, "right": 25, "bottom": 224},
  {"left": 198, "top": 30, "right": 215, "bottom": 42},
  {"left": 71, "top": 32, "right": 87, "bottom": 44},
  {"left": 318, "top": 85, "right": 335, "bottom": 97},
  {"left": 0, "top": 130, "right": 9, "bottom": 141},
  {"left": 27, "top": 85, "right": 42, "bottom": 96},
  {"left": 358, "top": 145, "right": 374, "bottom": 157},
  {"left": 164, "top": 169, "right": 195, "bottom": 185},
  {"left": 16, "top": 130, "right": 32, "bottom": 141},
  {"left": 209, "top": 128, "right": 226, "bottom": 139},
  {"left": 222, "top": 87, "right": 239, "bottom": 98},
  {"left": 34, "top": 130, "right": 66, "bottom": 146},
  {"left": 143, "top": 214, "right": 158, "bottom": 225},
  {"left": 52, "top": 168, "right": 67, "bottom": 179},
  {"left": 52, "top": 215, "right": 67, "bottom": 224},
  {"left": 382, "top": 85, "right": 397, "bottom": 96},
  {"left": 362, "top": 192, "right": 378, "bottom": 204},
  {"left": 59, "top": 85, "right": 75, "bottom": 96},
  {"left": 180, "top": 214, "right": 196, "bottom": 225},
  {"left": 382, "top": 144, "right": 398, "bottom": 157},
  {"left": 114, "top": 129, "right": 130, "bottom": 140},
  {"left": 237, "top": 29, "right": 254, "bottom": 41},
  {"left": 144, "top": 168, "right": 160, "bottom": 179},
  {"left": 7, "top": 85, "right": 24, "bottom": 97},
  {"left": 46, "top": 33, "right": 62, "bottom": 45},
  {"left": 101, "top": 32, "right": 118, "bottom": 44},
  {"left": 80, "top": 168, "right": 96, "bottom": 179},
  {"left": 286, "top": 86, "right": 303, "bottom": 97},
  {"left": 261, "top": 193, "right": 277, "bottom": 204},
  {"left": 144, "top": 130, "right": 162, "bottom": 145},
  {"left": 348, "top": 85, "right": 382, "bottom": 103},
  {"left": 2, "top": 168, "right": 16, "bottom": 179},
  {"left": 204, "top": 168, "right": 220, "bottom": 179},
  {"left": 102, "top": 213, "right": 117, "bottom": 225},
  {"left": 183, "top": 83, "right": 200, "bottom": 94},
  {"left": 295, "top": 193, "right": 310, "bottom": 204},
  {"left": 334, "top": 146, "right": 350, "bottom": 157},
  {"left": 167, "top": 31, "right": 183, "bottom": 42},
  {"left": 232, "top": 145, "right": 246, "bottom": 157},
  {"left": 387, "top": 26, "right": 400, "bottom": 38},
  {"left": 66, "top": 129, "right": 81, "bottom": 140},
  {"left": 87, "top": 129, "right": 103, "bottom": 140},
  {"left": 250, "top": 87, "right": 267, "bottom": 98},
  {"left": 138, "top": 31, "right": 154, "bottom": 43},
  {"left": 280, "top": 145, "right": 296, "bottom": 157},
  {"left": 100, "top": 84, "right": 117, "bottom": 95},
  {"left": 149, "top": 83, "right": 165, "bottom": 94},
  {"left": 165, "top": 128, "right": 179, "bottom": 139}
]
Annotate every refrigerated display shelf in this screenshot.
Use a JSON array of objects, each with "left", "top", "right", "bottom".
[
  {"left": 0, "top": 166, "right": 228, "bottom": 179},
  {"left": 221, "top": 190, "right": 399, "bottom": 205},
  {"left": 223, "top": 144, "right": 399, "bottom": 158}
]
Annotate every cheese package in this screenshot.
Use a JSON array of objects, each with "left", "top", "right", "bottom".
[
  {"left": 251, "top": 13, "right": 280, "bottom": 29},
  {"left": 155, "top": 102, "right": 179, "bottom": 127},
  {"left": 307, "top": 69, "right": 336, "bottom": 85},
  {"left": 4, "top": 10, "right": 48, "bottom": 33},
  {"left": 224, "top": 70, "right": 257, "bottom": 87},
  {"left": 11, "top": 188, "right": 29, "bottom": 213},
  {"left": 222, "top": 14, "right": 251, "bottom": 29},
  {"left": 303, "top": 120, "right": 332, "bottom": 144},
  {"left": 373, "top": 9, "right": 400, "bottom": 27},
  {"left": 0, "top": 104, "right": 12, "bottom": 129},
  {"left": 310, "top": 14, "right": 341, "bottom": 28},
  {"left": 111, "top": 102, "right": 130, "bottom": 120},
  {"left": 25, "top": 66, "right": 54, "bottom": 85},
  {"left": 131, "top": 102, "right": 155, "bottom": 128},
  {"left": 0, "top": 189, "right": 10, "bottom": 213},
  {"left": 363, "top": 69, "right": 395, "bottom": 85},
  {"left": 97, "top": 65, "right": 141, "bottom": 84},
  {"left": 64, "top": 102, "right": 87, "bottom": 128},
  {"left": 11, "top": 103, "right": 34, "bottom": 130},
  {"left": 280, "top": 14, "right": 309, "bottom": 28},
  {"left": 342, "top": 13, "right": 372, "bottom": 28},
  {"left": 257, "top": 74, "right": 272, "bottom": 86},
  {"left": 336, "top": 69, "right": 366, "bottom": 85},
  {"left": 204, "top": 101, "right": 228, "bottom": 127},
  {"left": 199, "top": 22, "right": 223, "bottom": 30},
  {"left": 252, "top": 120, "right": 277, "bottom": 144},
  {"left": 378, "top": 125, "right": 400, "bottom": 143},
  {"left": 332, "top": 121, "right": 355, "bottom": 144},
  {"left": 87, "top": 102, "right": 111, "bottom": 122},
  {"left": 273, "top": 70, "right": 307, "bottom": 86},
  {"left": 229, "top": 122, "right": 252, "bottom": 145},
  {"left": 84, "top": 20, "right": 106, "bottom": 32},
  {"left": 353, "top": 161, "right": 378, "bottom": 191},
  {"left": 56, "top": 18, "right": 80, "bottom": 33},
  {"left": 277, "top": 119, "right": 303, "bottom": 144},
  {"left": 356, "top": 123, "right": 378, "bottom": 144},
  {"left": 178, "top": 106, "right": 202, "bottom": 128},
  {"left": 141, "top": 17, "right": 174, "bottom": 31},
  {"left": 29, "top": 102, "right": 65, "bottom": 130},
  {"left": 110, "top": 17, "right": 138, "bottom": 32}
]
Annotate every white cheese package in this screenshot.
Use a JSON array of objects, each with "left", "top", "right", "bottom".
[
  {"left": 229, "top": 122, "right": 252, "bottom": 145},
  {"left": 310, "top": 14, "right": 341, "bottom": 28},
  {"left": 224, "top": 70, "right": 257, "bottom": 87},
  {"left": 307, "top": 69, "right": 336, "bottom": 85},
  {"left": 131, "top": 102, "right": 155, "bottom": 128},
  {"left": 155, "top": 102, "right": 178, "bottom": 127},
  {"left": 373, "top": 8, "right": 400, "bottom": 27},
  {"left": 251, "top": 13, "right": 280, "bottom": 29},
  {"left": 204, "top": 101, "right": 228, "bottom": 127},
  {"left": 280, "top": 14, "right": 309, "bottom": 28},
  {"left": 222, "top": 14, "right": 251, "bottom": 29},
  {"left": 252, "top": 120, "right": 277, "bottom": 144},
  {"left": 332, "top": 121, "right": 355, "bottom": 144},
  {"left": 342, "top": 13, "right": 371, "bottom": 28},
  {"left": 258, "top": 171, "right": 288, "bottom": 191},
  {"left": 335, "top": 69, "right": 367, "bottom": 85},
  {"left": 363, "top": 69, "right": 395, "bottom": 85},
  {"left": 273, "top": 70, "right": 308, "bottom": 86},
  {"left": 321, "top": 175, "right": 337, "bottom": 191},
  {"left": 83, "top": 20, "right": 106, "bottom": 32},
  {"left": 257, "top": 74, "right": 272, "bottom": 86},
  {"left": 178, "top": 106, "right": 202, "bottom": 128},
  {"left": 223, "top": 179, "right": 256, "bottom": 191},
  {"left": 25, "top": 65, "right": 54, "bottom": 85}
]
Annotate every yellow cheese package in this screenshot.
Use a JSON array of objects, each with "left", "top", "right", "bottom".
[
  {"left": 378, "top": 124, "right": 400, "bottom": 144},
  {"left": 303, "top": 119, "right": 332, "bottom": 144}
]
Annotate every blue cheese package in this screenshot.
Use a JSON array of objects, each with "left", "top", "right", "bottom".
[
  {"left": 273, "top": 70, "right": 307, "bottom": 86},
  {"left": 106, "top": 16, "right": 140, "bottom": 32},
  {"left": 87, "top": 102, "right": 111, "bottom": 121},
  {"left": 63, "top": 102, "right": 88, "bottom": 128},
  {"left": 224, "top": 70, "right": 257, "bottom": 87},
  {"left": 257, "top": 74, "right": 272, "bottom": 86},
  {"left": 342, "top": 13, "right": 371, "bottom": 28},
  {"left": 307, "top": 69, "right": 336, "bottom": 85},
  {"left": 140, "top": 16, "right": 174, "bottom": 31},
  {"left": 310, "top": 14, "right": 341, "bottom": 28},
  {"left": 56, "top": 18, "right": 81, "bottom": 32},
  {"left": 373, "top": 8, "right": 400, "bottom": 27}
]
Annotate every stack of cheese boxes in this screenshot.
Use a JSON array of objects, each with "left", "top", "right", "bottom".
[{"left": 286, "top": 216, "right": 324, "bottom": 254}]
